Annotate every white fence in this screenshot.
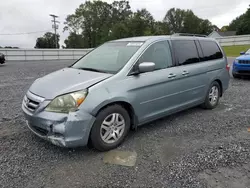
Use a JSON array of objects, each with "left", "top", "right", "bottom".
[
  {"left": 0, "top": 49, "right": 93, "bottom": 61},
  {"left": 1, "top": 35, "right": 250, "bottom": 61},
  {"left": 215, "top": 34, "right": 250, "bottom": 46}
]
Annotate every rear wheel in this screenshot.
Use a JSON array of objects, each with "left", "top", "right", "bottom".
[
  {"left": 90, "top": 105, "right": 130, "bottom": 151},
  {"left": 202, "top": 81, "right": 221, "bottom": 109}
]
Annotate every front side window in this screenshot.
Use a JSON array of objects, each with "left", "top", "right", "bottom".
[
  {"left": 72, "top": 42, "right": 143, "bottom": 74},
  {"left": 200, "top": 41, "right": 223, "bottom": 61},
  {"left": 172, "top": 40, "right": 200, "bottom": 65},
  {"left": 245, "top": 49, "right": 250, "bottom": 54},
  {"left": 138, "top": 40, "right": 173, "bottom": 70}
]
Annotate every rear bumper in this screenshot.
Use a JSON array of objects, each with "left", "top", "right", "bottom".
[
  {"left": 22, "top": 102, "right": 96, "bottom": 148},
  {"left": 232, "top": 62, "right": 250, "bottom": 75}
]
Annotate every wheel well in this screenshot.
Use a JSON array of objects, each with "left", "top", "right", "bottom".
[
  {"left": 214, "top": 79, "right": 223, "bottom": 97},
  {"left": 96, "top": 101, "right": 137, "bottom": 129}
]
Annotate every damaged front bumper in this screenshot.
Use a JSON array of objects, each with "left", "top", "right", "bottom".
[{"left": 22, "top": 101, "right": 95, "bottom": 148}]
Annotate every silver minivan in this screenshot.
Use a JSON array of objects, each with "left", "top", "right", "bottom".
[{"left": 22, "top": 35, "right": 230, "bottom": 151}]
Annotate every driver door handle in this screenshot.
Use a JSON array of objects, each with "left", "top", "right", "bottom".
[{"left": 168, "top": 73, "right": 176, "bottom": 78}]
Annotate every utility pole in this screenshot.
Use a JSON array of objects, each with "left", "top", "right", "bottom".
[{"left": 49, "top": 14, "right": 59, "bottom": 48}]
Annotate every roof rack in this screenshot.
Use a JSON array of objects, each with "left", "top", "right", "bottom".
[{"left": 172, "top": 33, "right": 207, "bottom": 37}]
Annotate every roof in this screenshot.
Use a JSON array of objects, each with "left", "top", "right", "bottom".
[
  {"left": 112, "top": 35, "right": 170, "bottom": 42},
  {"left": 111, "top": 35, "right": 213, "bottom": 43},
  {"left": 209, "top": 30, "right": 236, "bottom": 37},
  {"left": 217, "top": 31, "right": 236, "bottom": 37}
]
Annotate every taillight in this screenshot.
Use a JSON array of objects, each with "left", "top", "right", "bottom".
[{"left": 226, "top": 63, "right": 230, "bottom": 71}]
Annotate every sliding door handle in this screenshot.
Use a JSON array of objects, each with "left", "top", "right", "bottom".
[{"left": 182, "top": 70, "right": 189, "bottom": 75}]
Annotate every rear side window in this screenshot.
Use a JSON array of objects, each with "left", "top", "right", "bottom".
[
  {"left": 199, "top": 41, "right": 223, "bottom": 61},
  {"left": 172, "top": 40, "right": 199, "bottom": 65}
]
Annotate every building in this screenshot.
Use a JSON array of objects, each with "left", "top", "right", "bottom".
[{"left": 208, "top": 31, "right": 236, "bottom": 38}]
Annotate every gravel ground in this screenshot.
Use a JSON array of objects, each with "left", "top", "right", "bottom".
[{"left": 1, "top": 59, "right": 250, "bottom": 188}]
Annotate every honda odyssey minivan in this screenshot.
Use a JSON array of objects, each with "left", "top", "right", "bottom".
[{"left": 22, "top": 34, "right": 230, "bottom": 151}]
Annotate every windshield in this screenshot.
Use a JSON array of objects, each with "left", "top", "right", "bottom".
[
  {"left": 72, "top": 41, "right": 143, "bottom": 74},
  {"left": 245, "top": 49, "right": 250, "bottom": 54}
]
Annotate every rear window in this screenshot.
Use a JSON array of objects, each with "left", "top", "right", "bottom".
[
  {"left": 200, "top": 41, "right": 223, "bottom": 61},
  {"left": 172, "top": 40, "right": 199, "bottom": 65}
]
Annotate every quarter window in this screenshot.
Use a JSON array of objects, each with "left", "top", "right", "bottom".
[
  {"left": 172, "top": 40, "right": 200, "bottom": 65},
  {"left": 199, "top": 41, "right": 223, "bottom": 61},
  {"left": 138, "top": 41, "right": 172, "bottom": 70}
]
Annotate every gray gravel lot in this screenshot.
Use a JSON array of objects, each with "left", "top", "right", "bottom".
[{"left": 1, "top": 58, "right": 250, "bottom": 188}]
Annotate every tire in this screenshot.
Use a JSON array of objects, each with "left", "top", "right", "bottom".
[
  {"left": 202, "top": 81, "right": 221, "bottom": 109},
  {"left": 233, "top": 73, "right": 241, "bottom": 79},
  {"left": 90, "top": 105, "right": 130, "bottom": 151}
]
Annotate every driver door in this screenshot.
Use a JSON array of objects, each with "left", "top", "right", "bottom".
[{"left": 125, "top": 40, "right": 182, "bottom": 124}]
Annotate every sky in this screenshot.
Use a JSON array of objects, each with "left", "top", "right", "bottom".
[{"left": 0, "top": 0, "right": 249, "bottom": 48}]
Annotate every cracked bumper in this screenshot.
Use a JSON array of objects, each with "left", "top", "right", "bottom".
[{"left": 22, "top": 104, "right": 95, "bottom": 148}]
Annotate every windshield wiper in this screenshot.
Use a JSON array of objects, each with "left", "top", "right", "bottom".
[{"left": 77, "top": 67, "right": 107, "bottom": 73}]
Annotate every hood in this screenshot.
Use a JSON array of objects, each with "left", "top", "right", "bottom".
[
  {"left": 29, "top": 67, "right": 112, "bottom": 99},
  {"left": 236, "top": 54, "right": 250, "bottom": 60}
]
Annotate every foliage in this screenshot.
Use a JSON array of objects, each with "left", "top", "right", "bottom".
[
  {"left": 163, "top": 8, "right": 213, "bottom": 35},
  {"left": 220, "top": 26, "right": 229, "bottom": 32},
  {"left": 1, "top": 46, "right": 19, "bottom": 49},
  {"left": 64, "top": 33, "right": 85, "bottom": 48},
  {"left": 34, "top": 32, "right": 60, "bottom": 48},
  {"left": 63, "top": 1, "right": 216, "bottom": 48},
  {"left": 228, "top": 5, "right": 250, "bottom": 35}
]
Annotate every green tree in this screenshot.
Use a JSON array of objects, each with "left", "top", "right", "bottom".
[
  {"left": 228, "top": 5, "right": 250, "bottom": 35},
  {"left": 221, "top": 25, "right": 229, "bottom": 32},
  {"left": 236, "top": 6, "right": 250, "bottom": 35},
  {"left": 63, "top": 2, "right": 217, "bottom": 48},
  {"left": 182, "top": 10, "right": 201, "bottom": 33},
  {"left": 64, "top": 1, "right": 113, "bottom": 48},
  {"left": 127, "top": 9, "right": 155, "bottom": 36},
  {"left": 35, "top": 32, "right": 60, "bottom": 48},
  {"left": 198, "top": 19, "right": 213, "bottom": 35},
  {"left": 64, "top": 32, "right": 85, "bottom": 48},
  {"left": 163, "top": 8, "right": 186, "bottom": 34},
  {"left": 228, "top": 14, "right": 245, "bottom": 31},
  {"left": 153, "top": 21, "right": 169, "bottom": 35},
  {"left": 3, "top": 46, "right": 19, "bottom": 49},
  {"left": 163, "top": 8, "right": 213, "bottom": 35},
  {"left": 64, "top": 1, "right": 158, "bottom": 48}
]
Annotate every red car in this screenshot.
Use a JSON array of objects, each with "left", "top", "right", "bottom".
[{"left": 0, "top": 53, "right": 5, "bottom": 64}]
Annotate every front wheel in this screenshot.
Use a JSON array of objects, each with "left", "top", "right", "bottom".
[
  {"left": 90, "top": 105, "right": 130, "bottom": 151},
  {"left": 202, "top": 81, "right": 221, "bottom": 109}
]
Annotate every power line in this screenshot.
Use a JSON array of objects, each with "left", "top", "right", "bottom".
[{"left": 0, "top": 30, "right": 52, "bottom": 36}]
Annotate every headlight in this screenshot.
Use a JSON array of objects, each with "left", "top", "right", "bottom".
[
  {"left": 45, "top": 90, "right": 88, "bottom": 113},
  {"left": 234, "top": 59, "right": 239, "bottom": 63}
]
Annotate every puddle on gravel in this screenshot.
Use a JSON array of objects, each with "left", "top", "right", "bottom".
[{"left": 103, "top": 150, "right": 137, "bottom": 167}]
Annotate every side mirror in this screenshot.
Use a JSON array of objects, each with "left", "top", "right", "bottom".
[
  {"left": 240, "top": 51, "right": 245, "bottom": 55},
  {"left": 138, "top": 62, "right": 155, "bottom": 73}
]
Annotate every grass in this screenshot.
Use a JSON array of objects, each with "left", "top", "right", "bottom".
[{"left": 222, "top": 45, "right": 250, "bottom": 57}]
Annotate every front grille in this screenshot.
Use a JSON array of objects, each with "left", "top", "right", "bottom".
[
  {"left": 23, "top": 91, "right": 45, "bottom": 112},
  {"left": 27, "top": 98, "right": 39, "bottom": 110},
  {"left": 238, "top": 70, "right": 250, "bottom": 74},
  {"left": 239, "top": 60, "right": 250, "bottom": 64}
]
